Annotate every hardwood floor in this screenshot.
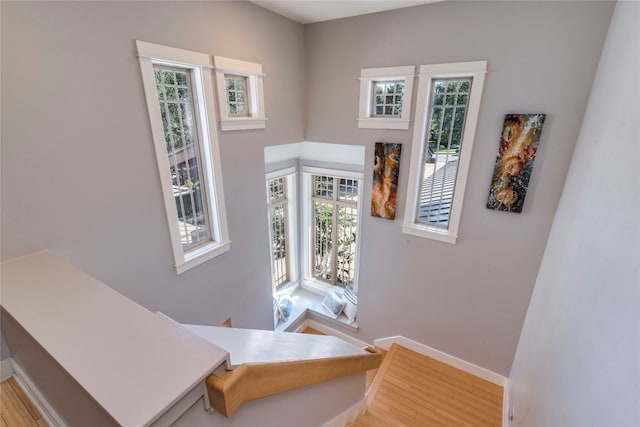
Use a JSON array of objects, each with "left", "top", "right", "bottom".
[
  {"left": 0, "top": 378, "right": 47, "bottom": 427},
  {"left": 349, "top": 344, "right": 503, "bottom": 427}
]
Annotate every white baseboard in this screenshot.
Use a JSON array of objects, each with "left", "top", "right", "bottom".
[
  {"left": 9, "top": 358, "right": 67, "bottom": 427},
  {"left": 321, "top": 395, "right": 367, "bottom": 427},
  {"left": 1, "top": 358, "right": 15, "bottom": 382},
  {"left": 374, "top": 336, "right": 508, "bottom": 387},
  {"left": 502, "top": 379, "right": 511, "bottom": 427}
]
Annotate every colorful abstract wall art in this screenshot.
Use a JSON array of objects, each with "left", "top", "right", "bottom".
[
  {"left": 487, "top": 114, "right": 546, "bottom": 213},
  {"left": 371, "top": 142, "right": 402, "bottom": 220}
]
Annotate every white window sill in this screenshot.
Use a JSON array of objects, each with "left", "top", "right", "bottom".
[
  {"left": 274, "top": 287, "right": 358, "bottom": 333},
  {"left": 401, "top": 223, "right": 457, "bottom": 244},
  {"left": 357, "top": 117, "right": 410, "bottom": 130},
  {"left": 176, "top": 240, "right": 231, "bottom": 274},
  {"left": 219, "top": 117, "right": 266, "bottom": 131}
]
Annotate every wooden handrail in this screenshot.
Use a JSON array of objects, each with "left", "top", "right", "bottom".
[{"left": 206, "top": 349, "right": 383, "bottom": 417}]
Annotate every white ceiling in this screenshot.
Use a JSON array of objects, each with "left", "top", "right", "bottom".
[{"left": 249, "top": 0, "right": 444, "bottom": 24}]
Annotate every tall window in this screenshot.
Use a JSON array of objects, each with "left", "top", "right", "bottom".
[
  {"left": 311, "top": 175, "right": 359, "bottom": 290},
  {"left": 155, "top": 65, "right": 211, "bottom": 249},
  {"left": 403, "top": 61, "right": 487, "bottom": 244},
  {"left": 137, "top": 41, "right": 230, "bottom": 273},
  {"left": 418, "top": 78, "right": 471, "bottom": 227},
  {"left": 267, "top": 177, "right": 289, "bottom": 289}
]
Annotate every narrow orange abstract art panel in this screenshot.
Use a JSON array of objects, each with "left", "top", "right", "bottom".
[
  {"left": 487, "top": 114, "right": 546, "bottom": 213},
  {"left": 371, "top": 142, "right": 402, "bottom": 220}
]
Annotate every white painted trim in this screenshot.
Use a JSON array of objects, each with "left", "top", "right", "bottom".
[
  {"left": 358, "top": 65, "right": 415, "bottom": 130},
  {"left": 265, "top": 166, "right": 296, "bottom": 181},
  {"left": 360, "top": 65, "right": 415, "bottom": 79},
  {"left": 0, "top": 358, "right": 15, "bottom": 381},
  {"left": 301, "top": 165, "right": 364, "bottom": 180},
  {"left": 213, "top": 56, "right": 263, "bottom": 76},
  {"left": 357, "top": 118, "right": 410, "bottom": 130},
  {"left": 321, "top": 395, "right": 367, "bottom": 427},
  {"left": 213, "top": 56, "right": 266, "bottom": 131},
  {"left": 136, "top": 40, "right": 211, "bottom": 68},
  {"left": 9, "top": 358, "right": 67, "bottom": 427},
  {"left": 136, "top": 41, "right": 231, "bottom": 274},
  {"left": 402, "top": 60, "right": 487, "bottom": 244},
  {"left": 219, "top": 117, "right": 266, "bottom": 131},
  {"left": 374, "top": 336, "right": 507, "bottom": 387},
  {"left": 502, "top": 378, "right": 510, "bottom": 427},
  {"left": 176, "top": 241, "right": 231, "bottom": 274}
]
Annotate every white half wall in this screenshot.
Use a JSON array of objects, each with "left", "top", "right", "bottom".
[{"left": 508, "top": 2, "right": 640, "bottom": 425}]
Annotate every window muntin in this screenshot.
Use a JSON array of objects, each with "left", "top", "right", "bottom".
[
  {"left": 225, "top": 75, "right": 248, "bottom": 117},
  {"left": 417, "top": 78, "right": 471, "bottom": 228},
  {"left": 268, "top": 177, "right": 289, "bottom": 289},
  {"left": 358, "top": 66, "right": 415, "bottom": 130},
  {"left": 214, "top": 56, "right": 266, "bottom": 131},
  {"left": 312, "top": 175, "right": 359, "bottom": 289},
  {"left": 402, "top": 61, "right": 487, "bottom": 244},
  {"left": 372, "top": 81, "right": 404, "bottom": 117},
  {"left": 155, "top": 65, "right": 212, "bottom": 250},
  {"left": 136, "top": 40, "right": 230, "bottom": 273}
]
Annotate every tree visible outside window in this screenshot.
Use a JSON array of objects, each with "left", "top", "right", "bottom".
[
  {"left": 372, "top": 81, "right": 404, "bottom": 117},
  {"left": 403, "top": 61, "right": 487, "bottom": 244},
  {"left": 225, "top": 75, "right": 248, "bottom": 117},
  {"left": 312, "top": 175, "right": 359, "bottom": 290},
  {"left": 154, "top": 65, "right": 211, "bottom": 249},
  {"left": 418, "top": 78, "right": 471, "bottom": 227},
  {"left": 137, "top": 40, "right": 230, "bottom": 273},
  {"left": 267, "top": 177, "right": 289, "bottom": 289}
]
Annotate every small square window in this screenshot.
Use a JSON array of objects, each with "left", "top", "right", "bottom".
[
  {"left": 358, "top": 66, "right": 415, "bottom": 130},
  {"left": 214, "top": 56, "right": 266, "bottom": 131}
]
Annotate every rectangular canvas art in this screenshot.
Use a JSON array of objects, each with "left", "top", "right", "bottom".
[
  {"left": 371, "top": 142, "right": 401, "bottom": 219},
  {"left": 487, "top": 114, "right": 546, "bottom": 213}
]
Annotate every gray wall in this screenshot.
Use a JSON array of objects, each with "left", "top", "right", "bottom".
[
  {"left": 304, "top": 1, "right": 614, "bottom": 375},
  {"left": 1, "top": 1, "right": 304, "bottom": 335},
  {"left": 509, "top": 2, "right": 640, "bottom": 425}
]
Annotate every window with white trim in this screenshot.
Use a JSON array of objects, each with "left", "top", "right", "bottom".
[
  {"left": 403, "top": 61, "right": 487, "bottom": 244},
  {"left": 302, "top": 169, "right": 363, "bottom": 293},
  {"left": 214, "top": 56, "right": 266, "bottom": 131},
  {"left": 136, "top": 41, "right": 230, "bottom": 273},
  {"left": 267, "top": 176, "right": 289, "bottom": 289},
  {"left": 358, "top": 66, "right": 415, "bottom": 130}
]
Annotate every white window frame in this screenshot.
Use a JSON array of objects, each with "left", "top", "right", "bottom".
[
  {"left": 301, "top": 166, "right": 363, "bottom": 295},
  {"left": 266, "top": 168, "right": 298, "bottom": 292},
  {"left": 402, "top": 61, "right": 487, "bottom": 244},
  {"left": 214, "top": 56, "right": 266, "bottom": 131},
  {"left": 357, "top": 65, "right": 415, "bottom": 130},
  {"left": 136, "top": 40, "right": 231, "bottom": 273}
]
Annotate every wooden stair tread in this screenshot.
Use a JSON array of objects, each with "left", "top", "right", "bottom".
[{"left": 349, "top": 344, "right": 503, "bottom": 427}]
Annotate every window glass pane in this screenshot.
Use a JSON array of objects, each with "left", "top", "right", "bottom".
[
  {"left": 314, "top": 202, "right": 333, "bottom": 282},
  {"left": 339, "top": 178, "right": 358, "bottom": 202},
  {"left": 268, "top": 177, "right": 285, "bottom": 202},
  {"left": 417, "top": 78, "right": 471, "bottom": 228},
  {"left": 336, "top": 206, "right": 357, "bottom": 289},
  {"left": 313, "top": 175, "right": 333, "bottom": 199},
  {"left": 372, "top": 80, "right": 404, "bottom": 117},
  {"left": 154, "top": 65, "right": 211, "bottom": 249},
  {"left": 225, "top": 75, "right": 248, "bottom": 117},
  {"left": 271, "top": 204, "right": 287, "bottom": 288}
]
